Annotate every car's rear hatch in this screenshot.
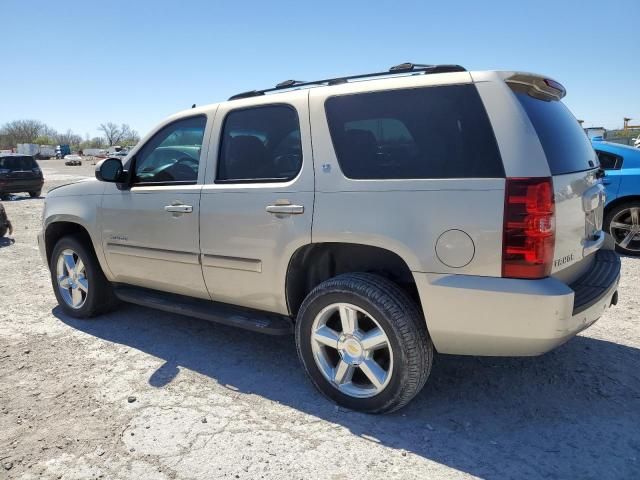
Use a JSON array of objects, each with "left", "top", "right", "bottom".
[
  {"left": 0, "top": 156, "right": 42, "bottom": 186},
  {"left": 507, "top": 75, "right": 605, "bottom": 284}
]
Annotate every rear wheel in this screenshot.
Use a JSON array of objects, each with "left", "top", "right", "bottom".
[
  {"left": 50, "top": 235, "right": 119, "bottom": 318},
  {"left": 29, "top": 191, "right": 41, "bottom": 198},
  {"left": 295, "top": 273, "right": 433, "bottom": 413},
  {"left": 605, "top": 201, "right": 640, "bottom": 255}
]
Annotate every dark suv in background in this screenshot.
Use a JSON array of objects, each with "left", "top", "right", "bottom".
[{"left": 0, "top": 154, "right": 44, "bottom": 199}]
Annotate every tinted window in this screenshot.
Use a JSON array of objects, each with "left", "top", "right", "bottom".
[
  {"left": 134, "top": 116, "right": 206, "bottom": 184},
  {"left": 325, "top": 84, "right": 504, "bottom": 179},
  {"left": 0, "top": 156, "right": 37, "bottom": 171},
  {"left": 217, "top": 105, "right": 302, "bottom": 182},
  {"left": 514, "top": 92, "right": 597, "bottom": 175},
  {"left": 595, "top": 150, "right": 622, "bottom": 170}
]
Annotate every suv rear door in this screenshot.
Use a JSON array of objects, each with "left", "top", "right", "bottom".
[
  {"left": 199, "top": 90, "right": 313, "bottom": 315},
  {"left": 508, "top": 77, "right": 605, "bottom": 281}
]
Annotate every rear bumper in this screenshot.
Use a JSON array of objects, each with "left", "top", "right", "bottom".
[
  {"left": 0, "top": 179, "right": 44, "bottom": 193},
  {"left": 415, "top": 250, "right": 621, "bottom": 356}
]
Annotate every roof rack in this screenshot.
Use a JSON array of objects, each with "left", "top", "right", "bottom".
[{"left": 228, "top": 62, "right": 466, "bottom": 100}]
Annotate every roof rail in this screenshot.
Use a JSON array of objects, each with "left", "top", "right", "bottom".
[{"left": 228, "top": 62, "right": 466, "bottom": 100}]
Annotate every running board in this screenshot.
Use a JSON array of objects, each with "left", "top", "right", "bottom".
[{"left": 113, "top": 285, "right": 293, "bottom": 335}]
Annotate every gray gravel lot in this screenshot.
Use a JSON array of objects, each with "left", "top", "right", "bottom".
[{"left": 1, "top": 159, "right": 639, "bottom": 479}]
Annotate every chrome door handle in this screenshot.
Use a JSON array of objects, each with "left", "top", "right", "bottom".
[
  {"left": 266, "top": 204, "right": 304, "bottom": 215},
  {"left": 164, "top": 204, "right": 193, "bottom": 213}
]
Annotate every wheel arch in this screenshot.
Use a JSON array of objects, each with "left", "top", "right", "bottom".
[
  {"left": 285, "top": 242, "right": 419, "bottom": 317},
  {"left": 44, "top": 220, "right": 99, "bottom": 268},
  {"left": 605, "top": 195, "right": 640, "bottom": 216}
]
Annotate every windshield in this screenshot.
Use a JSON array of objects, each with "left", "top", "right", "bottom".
[{"left": 514, "top": 91, "right": 597, "bottom": 175}]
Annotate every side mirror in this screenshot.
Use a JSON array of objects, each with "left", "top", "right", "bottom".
[{"left": 95, "top": 157, "right": 125, "bottom": 182}]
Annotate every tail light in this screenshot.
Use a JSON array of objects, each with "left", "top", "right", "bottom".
[{"left": 502, "top": 177, "right": 555, "bottom": 279}]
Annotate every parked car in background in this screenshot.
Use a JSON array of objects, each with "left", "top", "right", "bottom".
[
  {"left": 0, "top": 154, "right": 43, "bottom": 199},
  {"left": 107, "top": 150, "right": 129, "bottom": 159},
  {"left": 64, "top": 154, "right": 82, "bottom": 166},
  {"left": 592, "top": 138, "right": 640, "bottom": 255}
]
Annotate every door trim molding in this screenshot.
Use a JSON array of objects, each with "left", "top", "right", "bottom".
[
  {"left": 201, "top": 253, "right": 262, "bottom": 273},
  {"left": 106, "top": 243, "right": 200, "bottom": 265}
]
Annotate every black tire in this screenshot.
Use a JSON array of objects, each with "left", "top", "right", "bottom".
[
  {"left": 49, "top": 234, "right": 119, "bottom": 318},
  {"left": 0, "top": 194, "right": 10, "bottom": 201},
  {"left": 0, "top": 226, "right": 6, "bottom": 238},
  {"left": 29, "top": 191, "right": 41, "bottom": 198},
  {"left": 604, "top": 201, "right": 640, "bottom": 256},
  {"left": 295, "top": 273, "right": 433, "bottom": 414}
]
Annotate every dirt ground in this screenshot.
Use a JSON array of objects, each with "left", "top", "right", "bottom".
[{"left": 1, "top": 159, "right": 639, "bottom": 479}]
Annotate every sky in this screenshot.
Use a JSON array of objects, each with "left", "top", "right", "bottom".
[{"left": 1, "top": 0, "right": 638, "bottom": 139}]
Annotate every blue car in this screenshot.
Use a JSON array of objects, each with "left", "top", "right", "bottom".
[{"left": 592, "top": 137, "right": 640, "bottom": 255}]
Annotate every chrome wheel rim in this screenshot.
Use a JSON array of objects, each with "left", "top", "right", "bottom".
[
  {"left": 56, "top": 249, "right": 88, "bottom": 309},
  {"left": 310, "top": 303, "right": 393, "bottom": 398},
  {"left": 610, "top": 207, "right": 640, "bottom": 252}
]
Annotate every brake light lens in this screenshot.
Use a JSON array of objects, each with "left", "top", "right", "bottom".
[
  {"left": 502, "top": 177, "right": 555, "bottom": 279},
  {"left": 543, "top": 78, "right": 566, "bottom": 97}
]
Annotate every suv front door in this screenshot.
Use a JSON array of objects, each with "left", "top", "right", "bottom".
[
  {"left": 100, "top": 115, "right": 212, "bottom": 299},
  {"left": 200, "top": 91, "right": 313, "bottom": 314}
]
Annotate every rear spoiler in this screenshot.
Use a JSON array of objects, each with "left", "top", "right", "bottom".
[{"left": 505, "top": 73, "right": 566, "bottom": 101}]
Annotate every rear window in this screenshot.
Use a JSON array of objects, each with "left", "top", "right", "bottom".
[
  {"left": 0, "top": 156, "right": 37, "bottom": 171},
  {"left": 514, "top": 92, "right": 597, "bottom": 175},
  {"left": 325, "top": 84, "right": 504, "bottom": 179}
]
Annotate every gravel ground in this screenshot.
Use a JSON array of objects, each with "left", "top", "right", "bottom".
[{"left": 1, "top": 159, "right": 639, "bottom": 479}]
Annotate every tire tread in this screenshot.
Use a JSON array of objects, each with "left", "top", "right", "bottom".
[{"left": 296, "top": 272, "right": 433, "bottom": 413}]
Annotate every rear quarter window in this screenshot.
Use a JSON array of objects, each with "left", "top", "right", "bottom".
[
  {"left": 595, "top": 150, "right": 622, "bottom": 170},
  {"left": 514, "top": 91, "right": 597, "bottom": 175},
  {"left": 325, "top": 84, "right": 504, "bottom": 179}
]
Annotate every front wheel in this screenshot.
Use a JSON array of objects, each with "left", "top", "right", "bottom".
[
  {"left": 295, "top": 273, "right": 433, "bottom": 413},
  {"left": 50, "top": 235, "right": 119, "bottom": 318},
  {"left": 29, "top": 191, "right": 41, "bottom": 198},
  {"left": 605, "top": 201, "right": 640, "bottom": 255}
]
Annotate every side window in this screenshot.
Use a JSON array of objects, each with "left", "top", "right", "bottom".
[
  {"left": 325, "top": 85, "right": 504, "bottom": 179},
  {"left": 134, "top": 116, "right": 206, "bottom": 185},
  {"left": 217, "top": 105, "right": 302, "bottom": 182},
  {"left": 595, "top": 150, "right": 622, "bottom": 170}
]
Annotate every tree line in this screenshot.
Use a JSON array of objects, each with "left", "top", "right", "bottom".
[{"left": 0, "top": 119, "right": 140, "bottom": 151}]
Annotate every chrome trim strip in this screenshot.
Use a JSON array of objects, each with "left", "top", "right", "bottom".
[
  {"left": 201, "top": 253, "right": 262, "bottom": 273},
  {"left": 106, "top": 243, "right": 200, "bottom": 265}
]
